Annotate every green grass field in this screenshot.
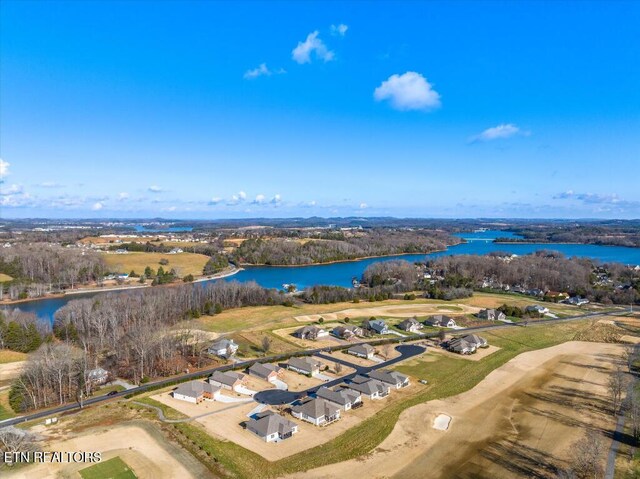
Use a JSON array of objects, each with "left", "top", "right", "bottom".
[{"left": 79, "top": 457, "right": 137, "bottom": 479}]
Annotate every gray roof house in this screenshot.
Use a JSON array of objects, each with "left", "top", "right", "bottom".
[
  {"left": 345, "top": 375, "right": 390, "bottom": 399},
  {"left": 462, "top": 334, "right": 488, "bottom": 348},
  {"left": 293, "top": 325, "right": 329, "bottom": 341},
  {"left": 477, "top": 309, "right": 506, "bottom": 321},
  {"left": 363, "top": 319, "right": 389, "bottom": 334},
  {"left": 287, "top": 357, "right": 322, "bottom": 376},
  {"left": 368, "top": 369, "right": 410, "bottom": 389},
  {"left": 247, "top": 363, "right": 283, "bottom": 382},
  {"left": 525, "top": 305, "right": 550, "bottom": 315},
  {"left": 332, "top": 325, "right": 363, "bottom": 339},
  {"left": 316, "top": 386, "right": 362, "bottom": 411},
  {"left": 346, "top": 343, "right": 376, "bottom": 359},
  {"left": 246, "top": 410, "right": 298, "bottom": 442},
  {"left": 207, "top": 338, "right": 239, "bottom": 357},
  {"left": 448, "top": 338, "right": 477, "bottom": 355},
  {"left": 397, "top": 318, "right": 424, "bottom": 333},
  {"left": 291, "top": 398, "right": 341, "bottom": 426},
  {"left": 173, "top": 381, "right": 221, "bottom": 404},
  {"left": 209, "top": 371, "right": 246, "bottom": 390},
  {"left": 424, "top": 315, "right": 457, "bottom": 328}
]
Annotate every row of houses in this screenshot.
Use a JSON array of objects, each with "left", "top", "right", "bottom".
[{"left": 245, "top": 368, "right": 411, "bottom": 441}]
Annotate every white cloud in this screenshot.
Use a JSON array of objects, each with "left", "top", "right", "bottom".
[
  {"left": 330, "top": 24, "right": 348, "bottom": 36},
  {"left": 271, "top": 194, "right": 282, "bottom": 205},
  {"left": 0, "top": 159, "right": 9, "bottom": 178},
  {"left": 208, "top": 197, "right": 223, "bottom": 205},
  {"left": 374, "top": 72, "right": 441, "bottom": 111},
  {"left": 117, "top": 192, "right": 130, "bottom": 201},
  {"left": 359, "top": 202, "right": 368, "bottom": 209},
  {"left": 253, "top": 194, "right": 266, "bottom": 204},
  {"left": 292, "top": 31, "right": 335, "bottom": 64},
  {"left": 227, "top": 191, "right": 247, "bottom": 206},
  {"left": 38, "top": 181, "right": 64, "bottom": 188},
  {"left": 91, "top": 202, "right": 104, "bottom": 211},
  {"left": 471, "top": 123, "right": 527, "bottom": 142},
  {"left": 238, "top": 191, "right": 247, "bottom": 200},
  {"left": 148, "top": 185, "right": 163, "bottom": 193},
  {"left": 243, "top": 63, "right": 285, "bottom": 79},
  {"left": 0, "top": 184, "right": 24, "bottom": 196}
]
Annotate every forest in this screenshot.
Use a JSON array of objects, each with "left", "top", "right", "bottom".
[{"left": 230, "top": 229, "right": 457, "bottom": 265}]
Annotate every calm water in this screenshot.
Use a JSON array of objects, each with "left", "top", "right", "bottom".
[{"left": 8, "top": 230, "right": 640, "bottom": 323}]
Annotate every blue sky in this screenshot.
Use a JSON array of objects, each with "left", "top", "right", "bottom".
[{"left": 1, "top": 0, "right": 639, "bottom": 219}]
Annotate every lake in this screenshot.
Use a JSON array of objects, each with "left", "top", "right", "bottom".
[{"left": 7, "top": 230, "right": 640, "bottom": 323}]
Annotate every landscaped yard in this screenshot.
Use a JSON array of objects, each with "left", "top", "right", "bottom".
[
  {"left": 79, "top": 456, "right": 137, "bottom": 479},
  {"left": 102, "top": 251, "right": 210, "bottom": 277}
]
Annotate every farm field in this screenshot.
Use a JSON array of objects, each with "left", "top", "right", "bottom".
[{"left": 102, "top": 251, "right": 210, "bottom": 277}]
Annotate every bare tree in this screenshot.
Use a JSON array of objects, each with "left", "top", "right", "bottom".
[
  {"left": 569, "top": 429, "right": 606, "bottom": 479},
  {"left": 628, "top": 388, "right": 640, "bottom": 443},
  {"left": 261, "top": 336, "right": 272, "bottom": 354},
  {"left": 381, "top": 343, "right": 393, "bottom": 360},
  {"left": 608, "top": 367, "right": 627, "bottom": 415},
  {"left": 0, "top": 426, "right": 39, "bottom": 459},
  {"left": 622, "top": 344, "right": 637, "bottom": 373},
  {"left": 334, "top": 362, "right": 343, "bottom": 374}
]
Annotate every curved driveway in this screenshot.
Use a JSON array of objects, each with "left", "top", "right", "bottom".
[{"left": 253, "top": 344, "right": 425, "bottom": 405}]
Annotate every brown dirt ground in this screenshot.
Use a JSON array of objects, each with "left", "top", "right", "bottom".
[
  {"left": 6, "top": 421, "right": 211, "bottom": 479},
  {"left": 286, "top": 341, "right": 623, "bottom": 479},
  {"left": 294, "top": 303, "right": 482, "bottom": 323}
]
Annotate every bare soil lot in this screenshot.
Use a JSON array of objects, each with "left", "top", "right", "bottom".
[
  {"left": 272, "top": 323, "right": 347, "bottom": 349},
  {"left": 428, "top": 344, "right": 502, "bottom": 361},
  {"left": 6, "top": 421, "right": 210, "bottom": 479},
  {"left": 294, "top": 303, "right": 481, "bottom": 323},
  {"left": 288, "top": 341, "right": 623, "bottom": 479}
]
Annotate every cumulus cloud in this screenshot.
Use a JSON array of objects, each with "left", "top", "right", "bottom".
[
  {"left": 148, "top": 185, "right": 163, "bottom": 193},
  {"left": 271, "top": 194, "right": 282, "bottom": 205},
  {"left": 330, "top": 24, "right": 348, "bottom": 36},
  {"left": 359, "top": 202, "right": 368, "bottom": 209},
  {"left": 292, "top": 31, "right": 335, "bottom": 64},
  {"left": 374, "top": 72, "right": 441, "bottom": 111},
  {"left": 227, "top": 191, "right": 248, "bottom": 206},
  {"left": 208, "top": 197, "right": 223, "bottom": 205},
  {"left": 299, "top": 200, "right": 317, "bottom": 208},
  {"left": 244, "top": 63, "right": 285, "bottom": 79},
  {"left": 117, "top": 192, "right": 130, "bottom": 201},
  {"left": 252, "top": 194, "right": 266, "bottom": 204},
  {"left": 91, "top": 202, "right": 104, "bottom": 211},
  {"left": 470, "top": 123, "right": 528, "bottom": 142},
  {"left": 0, "top": 159, "right": 9, "bottom": 178}
]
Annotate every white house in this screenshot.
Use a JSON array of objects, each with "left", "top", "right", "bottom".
[{"left": 207, "top": 338, "right": 239, "bottom": 358}]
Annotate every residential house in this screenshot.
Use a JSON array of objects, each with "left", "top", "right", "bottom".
[
  {"left": 461, "top": 334, "right": 488, "bottom": 348},
  {"left": 332, "top": 325, "right": 363, "bottom": 339},
  {"left": 345, "top": 375, "right": 391, "bottom": 399},
  {"left": 448, "top": 337, "right": 477, "bottom": 355},
  {"left": 477, "top": 309, "right": 506, "bottom": 321},
  {"left": 566, "top": 296, "right": 590, "bottom": 306},
  {"left": 526, "top": 288, "right": 545, "bottom": 297},
  {"left": 293, "top": 326, "right": 329, "bottom": 341},
  {"left": 209, "top": 371, "right": 246, "bottom": 391},
  {"left": 168, "top": 247, "right": 183, "bottom": 254},
  {"left": 397, "top": 317, "right": 424, "bottom": 333},
  {"left": 86, "top": 367, "right": 109, "bottom": 385},
  {"left": 246, "top": 410, "right": 298, "bottom": 442},
  {"left": 424, "top": 315, "right": 457, "bottom": 328},
  {"left": 525, "top": 305, "right": 549, "bottom": 315},
  {"left": 363, "top": 319, "right": 389, "bottom": 335},
  {"left": 346, "top": 343, "right": 376, "bottom": 360},
  {"left": 207, "top": 338, "right": 239, "bottom": 358},
  {"left": 367, "top": 369, "right": 410, "bottom": 389},
  {"left": 287, "top": 357, "right": 322, "bottom": 376},
  {"left": 544, "top": 291, "right": 570, "bottom": 302},
  {"left": 291, "top": 398, "right": 341, "bottom": 426},
  {"left": 247, "top": 363, "right": 283, "bottom": 383},
  {"left": 173, "top": 381, "right": 221, "bottom": 404},
  {"left": 315, "top": 386, "right": 362, "bottom": 411}
]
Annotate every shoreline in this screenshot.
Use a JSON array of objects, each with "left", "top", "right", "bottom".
[
  {"left": 494, "top": 240, "right": 640, "bottom": 248},
  {"left": 239, "top": 247, "right": 454, "bottom": 268},
  {"left": 0, "top": 267, "right": 243, "bottom": 306}
]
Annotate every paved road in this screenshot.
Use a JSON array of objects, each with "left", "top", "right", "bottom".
[
  {"left": 253, "top": 344, "right": 426, "bottom": 405},
  {"left": 0, "top": 307, "right": 630, "bottom": 429}
]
